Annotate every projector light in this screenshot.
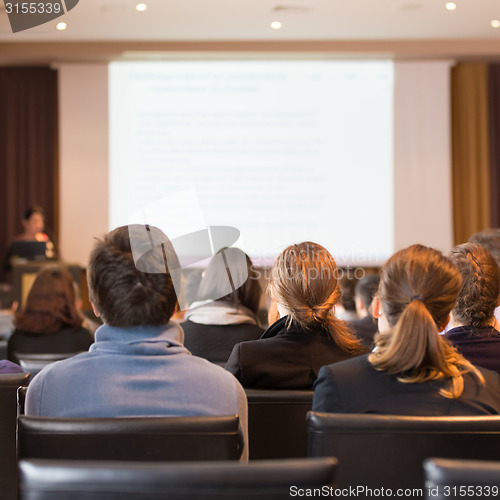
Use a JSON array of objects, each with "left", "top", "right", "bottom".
[
  {"left": 56, "top": 22, "right": 67, "bottom": 30},
  {"left": 271, "top": 21, "right": 282, "bottom": 29},
  {"left": 491, "top": 19, "right": 500, "bottom": 28},
  {"left": 445, "top": 2, "right": 456, "bottom": 10},
  {"left": 136, "top": 3, "right": 147, "bottom": 11}
]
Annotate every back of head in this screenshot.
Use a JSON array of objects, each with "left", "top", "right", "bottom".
[
  {"left": 449, "top": 242, "right": 500, "bottom": 328},
  {"left": 354, "top": 274, "right": 381, "bottom": 312},
  {"left": 469, "top": 228, "right": 500, "bottom": 266},
  {"left": 15, "top": 264, "right": 82, "bottom": 334},
  {"left": 196, "top": 247, "right": 261, "bottom": 314},
  {"left": 369, "top": 244, "right": 481, "bottom": 398},
  {"left": 87, "top": 225, "right": 179, "bottom": 327},
  {"left": 270, "top": 241, "right": 362, "bottom": 353}
]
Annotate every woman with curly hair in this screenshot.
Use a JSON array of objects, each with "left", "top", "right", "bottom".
[
  {"left": 225, "top": 241, "right": 366, "bottom": 389},
  {"left": 313, "top": 244, "right": 500, "bottom": 415},
  {"left": 8, "top": 265, "right": 93, "bottom": 364},
  {"left": 447, "top": 242, "right": 500, "bottom": 377}
]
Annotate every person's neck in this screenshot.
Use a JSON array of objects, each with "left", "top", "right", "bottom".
[{"left": 449, "top": 315, "right": 499, "bottom": 330}]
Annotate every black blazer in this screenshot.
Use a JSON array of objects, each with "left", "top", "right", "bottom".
[
  {"left": 8, "top": 326, "right": 93, "bottom": 364},
  {"left": 181, "top": 320, "right": 264, "bottom": 364},
  {"left": 349, "top": 315, "right": 378, "bottom": 350},
  {"left": 225, "top": 316, "right": 364, "bottom": 389},
  {"left": 313, "top": 354, "right": 500, "bottom": 416}
]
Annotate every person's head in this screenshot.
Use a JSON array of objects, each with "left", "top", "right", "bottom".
[
  {"left": 449, "top": 242, "right": 500, "bottom": 328},
  {"left": 22, "top": 206, "right": 45, "bottom": 239},
  {"left": 468, "top": 228, "right": 500, "bottom": 267},
  {"left": 196, "top": 248, "right": 261, "bottom": 314},
  {"left": 0, "top": 284, "right": 14, "bottom": 311},
  {"left": 354, "top": 274, "right": 380, "bottom": 318},
  {"left": 269, "top": 241, "right": 363, "bottom": 353},
  {"left": 338, "top": 274, "right": 357, "bottom": 313},
  {"left": 369, "top": 244, "right": 483, "bottom": 398},
  {"left": 87, "top": 225, "right": 179, "bottom": 327},
  {"left": 15, "top": 264, "right": 83, "bottom": 334}
]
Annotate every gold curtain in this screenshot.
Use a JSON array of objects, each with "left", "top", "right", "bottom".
[{"left": 451, "top": 63, "right": 491, "bottom": 244}]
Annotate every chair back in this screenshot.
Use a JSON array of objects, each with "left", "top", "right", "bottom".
[
  {"left": 18, "top": 414, "right": 241, "bottom": 462},
  {"left": 246, "top": 389, "right": 313, "bottom": 459},
  {"left": 19, "top": 457, "right": 337, "bottom": 500},
  {"left": 307, "top": 411, "right": 500, "bottom": 491},
  {"left": 424, "top": 458, "right": 500, "bottom": 499},
  {"left": 14, "top": 352, "right": 84, "bottom": 379},
  {"left": 0, "top": 373, "right": 30, "bottom": 500}
]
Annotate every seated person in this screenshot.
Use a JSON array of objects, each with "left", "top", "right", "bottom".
[
  {"left": 469, "top": 228, "right": 500, "bottom": 323},
  {"left": 446, "top": 243, "right": 500, "bottom": 377},
  {"left": 313, "top": 245, "right": 500, "bottom": 415},
  {"left": 0, "top": 284, "right": 16, "bottom": 341},
  {"left": 182, "top": 248, "right": 264, "bottom": 364},
  {"left": 225, "top": 242, "right": 366, "bottom": 389},
  {"left": 8, "top": 265, "right": 93, "bottom": 364},
  {"left": 25, "top": 225, "right": 248, "bottom": 458},
  {"left": 0, "top": 359, "right": 23, "bottom": 374},
  {"left": 350, "top": 274, "right": 380, "bottom": 350}
]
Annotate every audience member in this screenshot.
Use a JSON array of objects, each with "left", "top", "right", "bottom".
[
  {"left": 313, "top": 244, "right": 500, "bottom": 415},
  {"left": 0, "top": 284, "right": 16, "bottom": 341},
  {"left": 447, "top": 243, "right": 500, "bottom": 377},
  {"left": 335, "top": 273, "right": 358, "bottom": 322},
  {"left": 226, "top": 242, "right": 366, "bottom": 389},
  {"left": 8, "top": 265, "right": 93, "bottom": 364},
  {"left": 25, "top": 225, "right": 248, "bottom": 457},
  {"left": 350, "top": 274, "right": 380, "bottom": 350},
  {"left": 0, "top": 359, "right": 23, "bottom": 374},
  {"left": 469, "top": 228, "right": 500, "bottom": 323},
  {"left": 182, "top": 248, "right": 263, "bottom": 364}
]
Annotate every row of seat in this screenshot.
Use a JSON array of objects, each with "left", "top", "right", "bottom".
[{"left": 18, "top": 456, "right": 500, "bottom": 500}]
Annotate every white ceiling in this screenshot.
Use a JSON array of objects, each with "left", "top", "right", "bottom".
[{"left": 1, "top": 0, "right": 500, "bottom": 62}]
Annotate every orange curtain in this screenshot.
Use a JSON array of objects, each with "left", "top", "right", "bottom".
[{"left": 451, "top": 63, "right": 491, "bottom": 244}]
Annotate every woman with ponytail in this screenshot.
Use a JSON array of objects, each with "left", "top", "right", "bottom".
[
  {"left": 447, "top": 243, "right": 500, "bottom": 377},
  {"left": 313, "top": 244, "right": 500, "bottom": 415},
  {"left": 225, "top": 242, "right": 366, "bottom": 389}
]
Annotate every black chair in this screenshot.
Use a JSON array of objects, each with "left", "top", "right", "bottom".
[
  {"left": 245, "top": 389, "right": 313, "bottom": 459},
  {"left": 19, "top": 457, "right": 337, "bottom": 500},
  {"left": 424, "top": 458, "right": 500, "bottom": 499},
  {"left": 307, "top": 411, "right": 500, "bottom": 491},
  {"left": 0, "top": 373, "right": 30, "bottom": 500},
  {"left": 18, "top": 414, "right": 242, "bottom": 462},
  {"left": 14, "top": 352, "right": 84, "bottom": 379}
]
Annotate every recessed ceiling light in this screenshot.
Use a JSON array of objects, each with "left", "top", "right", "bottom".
[
  {"left": 491, "top": 19, "right": 500, "bottom": 28},
  {"left": 56, "top": 22, "right": 67, "bottom": 30},
  {"left": 136, "top": 3, "right": 147, "bottom": 11},
  {"left": 445, "top": 2, "right": 457, "bottom": 10},
  {"left": 271, "top": 21, "right": 282, "bottom": 29}
]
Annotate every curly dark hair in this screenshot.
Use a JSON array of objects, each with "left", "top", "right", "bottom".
[{"left": 449, "top": 242, "right": 500, "bottom": 328}]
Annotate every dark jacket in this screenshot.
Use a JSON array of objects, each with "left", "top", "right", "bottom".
[
  {"left": 225, "top": 315, "right": 363, "bottom": 389},
  {"left": 7, "top": 325, "right": 93, "bottom": 364},
  {"left": 446, "top": 326, "right": 500, "bottom": 377},
  {"left": 313, "top": 354, "right": 500, "bottom": 415},
  {"left": 182, "top": 320, "right": 264, "bottom": 364}
]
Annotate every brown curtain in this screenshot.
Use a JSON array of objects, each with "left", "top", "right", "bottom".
[
  {"left": 489, "top": 64, "right": 500, "bottom": 227},
  {"left": 451, "top": 63, "right": 491, "bottom": 244},
  {"left": 0, "top": 67, "right": 58, "bottom": 282}
]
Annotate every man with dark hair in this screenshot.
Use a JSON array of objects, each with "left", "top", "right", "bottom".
[
  {"left": 25, "top": 225, "right": 248, "bottom": 457},
  {"left": 350, "top": 274, "right": 380, "bottom": 350}
]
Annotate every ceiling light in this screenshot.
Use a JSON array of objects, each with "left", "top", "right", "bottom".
[
  {"left": 136, "top": 3, "right": 147, "bottom": 11},
  {"left": 445, "top": 2, "right": 456, "bottom": 10},
  {"left": 271, "top": 21, "right": 282, "bottom": 30},
  {"left": 491, "top": 19, "right": 500, "bottom": 28},
  {"left": 56, "top": 22, "right": 67, "bottom": 30}
]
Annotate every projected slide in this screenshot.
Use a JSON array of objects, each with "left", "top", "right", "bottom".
[{"left": 109, "top": 61, "right": 393, "bottom": 266}]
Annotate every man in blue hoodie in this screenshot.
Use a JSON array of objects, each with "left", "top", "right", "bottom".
[{"left": 25, "top": 224, "right": 248, "bottom": 458}]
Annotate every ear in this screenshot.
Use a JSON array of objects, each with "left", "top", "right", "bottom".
[
  {"left": 90, "top": 301, "right": 101, "bottom": 318},
  {"left": 371, "top": 296, "right": 383, "bottom": 319}
]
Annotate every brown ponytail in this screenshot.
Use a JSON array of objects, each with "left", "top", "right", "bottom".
[
  {"left": 270, "top": 242, "right": 364, "bottom": 354},
  {"left": 369, "top": 244, "right": 484, "bottom": 398}
]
